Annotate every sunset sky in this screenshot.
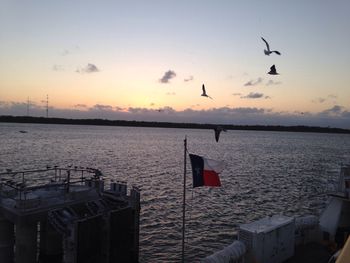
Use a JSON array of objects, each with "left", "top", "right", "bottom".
[{"left": 1, "top": 1, "right": 349, "bottom": 128}]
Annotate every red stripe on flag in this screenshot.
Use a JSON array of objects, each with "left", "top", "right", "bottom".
[{"left": 203, "top": 170, "right": 221, "bottom": 187}]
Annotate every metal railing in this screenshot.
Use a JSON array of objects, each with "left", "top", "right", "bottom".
[{"left": 0, "top": 166, "right": 104, "bottom": 210}]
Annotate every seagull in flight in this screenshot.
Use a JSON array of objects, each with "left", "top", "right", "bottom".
[
  {"left": 268, "top": 65, "right": 279, "bottom": 75},
  {"left": 214, "top": 126, "right": 227, "bottom": 142},
  {"left": 201, "top": 84, "right": 213, "bottom": 99},
  {"left": 261, "top": 37, "right": 281, "bottom": 56}
]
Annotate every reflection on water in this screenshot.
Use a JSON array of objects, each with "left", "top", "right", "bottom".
[{"left": 1, "top": 123, "right": 350, "bottom": 262}]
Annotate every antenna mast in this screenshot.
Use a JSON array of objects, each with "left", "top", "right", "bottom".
[
  {"left": 182, "top": 137, "right": 187, "bottom": 263},
  {"left": 46, "top": 95, "right": 49, "bottom": 118},
  {"left": 27, "top": 97, "right": 30, "bottom": 116}
]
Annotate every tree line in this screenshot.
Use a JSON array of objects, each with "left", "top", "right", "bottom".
[{"left": 1, "top": 115, "right": 349, "bottom": 134}]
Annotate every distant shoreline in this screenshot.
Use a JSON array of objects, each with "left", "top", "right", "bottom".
[{"left": 1, "top": 115, "right": 350, "bottom": 134}]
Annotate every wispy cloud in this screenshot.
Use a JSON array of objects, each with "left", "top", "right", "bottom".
[
  {"left": 184, "top": 75, "right": 194, "bottom": 82},
  {"left": 115, "top": 106, "right": 125, "bottom": 111},
  {"left": 1, "top": 101, "right": 350, "bottom": 128},
  {"left": 232, "top": 93, "right": 242, "bottom": 96},
  {"left": 52, "top": 64, "right": 64, "bottom": 71},
  {"left": 244, "top": 77, "right": 263, "bottom": 87},
  {"left": 76, "top": 63, "right": 100, "bottom": 74},
  {"left": 61, "top": 49, "right": 70, "bottom": 56},
  {"left": 91, "top": 104, "right": 112, "bottom": 111},
  {"left": 241, "top": 92, "right": 270, "bottom": 99},
  {"left": 74, "top": 104, "right": 87, "bottom": 109},
  {"left": 159, "top": 70, "right": 176, "bottom": 83},
  {"left": 266, "top": 79, "right": 281, "bottom": 86},
  {"left": 166, "top": 92, "right": 176, "bottom": 96},
  {"left": 60, "top": 46, "right": 80, "bottom": 56},
  {"left": 328, "top": 94, "right": 338, "bottom": 99},
  {"left": 320, "top": 105, "right": 344, "bottom": 116},
  {"left": 313, "top": 94, "right": 338, "bottom": 104},
  {"left": 127, "top": 106, "right": 176, "bottom": 114}
]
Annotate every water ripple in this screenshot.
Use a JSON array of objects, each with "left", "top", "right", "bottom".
[{"left": 0, "top": 123, "right": 350, "bottom": 262}]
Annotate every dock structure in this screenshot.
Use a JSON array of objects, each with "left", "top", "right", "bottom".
[{"left": 0, "top": 166, "right": 140, "bottom": 263}]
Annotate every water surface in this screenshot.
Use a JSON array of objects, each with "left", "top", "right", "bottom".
[{"left": 1, "top": 123, "right": 349, "bottom": 262}]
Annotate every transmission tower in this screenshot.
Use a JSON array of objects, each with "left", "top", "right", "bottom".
[
  {"left": 27, "top": 97, "right": 30, "bottom": 116},
  {"left": 46, "top": 95, "right": 49, "bottom": 118}
]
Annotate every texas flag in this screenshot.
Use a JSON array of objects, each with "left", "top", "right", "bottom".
[{"left": 189, "top": 154, "right": 224, "bottom": 188}]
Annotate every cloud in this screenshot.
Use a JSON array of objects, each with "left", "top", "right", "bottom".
[
  {"left": 184, "top": 75, "right": 194, "bottom": 82},
  {"left": 52, "top": 64, "right": 64, "bottom": 71},
  {"left": 74, "top": 104, "right": 87, "bottom": 109},
  {"left": 224, "top": 107, "right": 265, "bottom": 114},
  {"left": 314, "top": 105, "right": 350, "bottom": 122},
  {"left": 91, "top": 104, "right": 113, "bottom": 111},
  {"left": 166, "top": 92, "right": 176, "bottom": 96},
  {"left": 313, "top": 97, "right": 329, "bottom": 103},
  {"left": 266, "top": 79, "right": 281, "bottom": 86},
  {"left": 1, "top": 101, "right": 350, "bottom": 129},
  {"left": 313, "top": 94, "right": 338, "bottom": 104},
  {"left": 61, "top": 49, "right": 70, "bottom": 56},
  {"left": 320, "top": 105, "right": 344, "bottom": 116},
  {"left": 0, "top": 101, "right": 46, "bottom": 116},
  {"left": 328, "top": 94, "right": 338, "bottom": 99},
  {"left": 342, "top": 111, "right": 350, "bottom": 118},
  {"left": 327, "top": 94, "right": 338, "bottom": 104},
  {"left": 159, "top": 70, "right": 176, "bottom": 83},
  {"left": 232, "top": 93, "right": 242, "bottom": 96},
  {"left": 244, "top": 77, "right": 263, "bottom": 86},
  {"left": 115, "top": 106, "right": 125, "bottom": 111},
  {"left": 76, "top": 63, "right": 100, "bottom": 74},
  {"left": 241, "top": 92, "right": 270, "bottom": 99},
  {"left": 127, "top": 107, "right": 159, "bottom": 114},
  {"left": 60, "top": 46, "right": 80, "bottom": 56}
]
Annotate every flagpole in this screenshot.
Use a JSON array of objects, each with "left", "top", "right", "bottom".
[{"left": 182, "top": 137, "right": 187, "bottom": 263}]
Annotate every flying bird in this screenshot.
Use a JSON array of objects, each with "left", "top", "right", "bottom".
[
  {"left": 261, "top": 37, "right": 281, "bottom": 56},
  {"left": 268, "top": 65, "right": 279, "bottom": 75},
  {"left": 214, "top": 126, "right": 227, "bottom": 142},
  {"left": 201, "top": 84, "right": 213, "bottom": 99}
]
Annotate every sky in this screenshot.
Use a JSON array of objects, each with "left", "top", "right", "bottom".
[{"left": 1, "top": 0, "right": 349, "bottom": 128}]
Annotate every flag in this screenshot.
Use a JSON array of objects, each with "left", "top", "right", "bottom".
[{"left": 189, "top": 154, "right": 224, "bottom": 188}]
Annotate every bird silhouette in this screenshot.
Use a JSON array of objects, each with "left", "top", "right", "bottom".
[
  {"left": 261, "top": 37, "right": 281, "bottom": 56},
  {"left": 268, "top": 65, "right": 279, "bottom": 75},
  {"left": 214, "top": 126, "right": 227, "bottom": 142},
  {"left": 201, "top": 84, "right": 213, "bottom": 99}
]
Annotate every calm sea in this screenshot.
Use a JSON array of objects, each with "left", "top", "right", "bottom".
[{"left": 1, "top": 122, "right": 350, "bottom": 262}]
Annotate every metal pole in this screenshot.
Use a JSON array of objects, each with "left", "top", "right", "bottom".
[
  {"left": 66, "top": 170, "right": 70, "bottom": 193},
  {"left": 182, "top": 137, "right": 187, "bottom": 263}
]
